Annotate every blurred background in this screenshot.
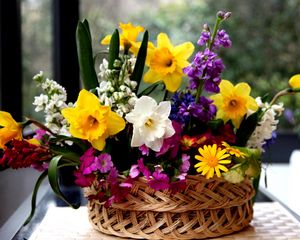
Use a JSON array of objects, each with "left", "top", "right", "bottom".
[
  {"left": 21, "top": 0, "right": 300, "bottom": 133},
  {"left": 0, "top": 0, "right": 300, "bottom": 236}
]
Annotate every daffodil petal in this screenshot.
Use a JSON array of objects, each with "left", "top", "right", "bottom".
[
  {"left": 173, "top": 42, "right": 194, "bottom": 60},
  {"left": 143, "top": 69, "right": 161, "bottom": 84},
  {"left": 101, "top": 35, "right": 112, "bottom": 45},
  {"left": 157, "top": 33, "right": 173, "bottom": 49}
]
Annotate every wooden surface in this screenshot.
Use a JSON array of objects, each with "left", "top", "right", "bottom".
[{"left": 29, "top": 202, "right": 300, "bottom": 240}]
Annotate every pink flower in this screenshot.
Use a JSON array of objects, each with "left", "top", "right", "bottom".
[
  {"left": 74, "top": 170, "right": 95, "bottom": 187},
  {"left": 129, "top": 164, "right": 140, "bottom": 178},
  {"left": 180, "top": 154, "right": 190, "bottom": 173},
  {"left": 138, "top": 158, "right": 151, "bottom": 180},
  {"left": 95, "top": 153, "right": 113, "bottom": 173},
  {"left": 156, "top": 121, "right": 182, "bottom": 158},
  {"left": 107, "top": 167, "right": 118, "bottom": 185},
  {"left": 34, "top": 129, "right": 47, "bottom": 141},
  {"left": 148, "top": 170, "right": 170, "bottom": 191},
  {"left": 139, "top": 145, "right": 149, "bottom": 156}
]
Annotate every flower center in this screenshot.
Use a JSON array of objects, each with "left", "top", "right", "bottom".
[
  {"left": 229, "top": 99, "right": 237, "bottom": 107},
  {"left": 145, "top": 118, "right": 153, "bottom": 127},
  {"left": 88, "top": 115, "right": 99, "bottom": 128},
  {"left": 207, "top": 156, "right": 219, "bottom": 167},
  {"left": 150, "top": 47, "right": 176, "bottom": 75}
]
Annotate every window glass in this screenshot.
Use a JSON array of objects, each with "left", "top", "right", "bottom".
[{"left": 22, "top": 0, "right": 52, "bottom": 120}]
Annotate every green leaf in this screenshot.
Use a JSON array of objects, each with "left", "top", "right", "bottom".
[
  {"left": 137, "top": 82, "right": 161, "bottom": 97},
  {"left": 108, "top": 29, "right": 120, "bottom": 69},
  {"left": 76, "top": 20, "right": 98, "bottom": 90},
  {"left": 23, "top": 170, "right": 48, "bottom": 226},
  {"left": 235, "top": 109, "right": 262, "bottom": 146},
  {"left": 48, "top": 155, "right": 80, "bottom": 209},
  {"left": 131, "top": 30, "right": 148, "bottom": 91}
]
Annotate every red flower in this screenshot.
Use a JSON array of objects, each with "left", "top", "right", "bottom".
[{"left": 0, "top": 139, "right": 51, "bottom": 170}]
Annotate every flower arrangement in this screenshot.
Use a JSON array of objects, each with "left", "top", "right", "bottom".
[{"left": 1, "top": 11, "right": 300, "bottom": 232}]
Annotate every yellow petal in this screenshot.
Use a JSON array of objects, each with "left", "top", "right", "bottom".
[
  {"left": 76, "top": 89, "right": 101, "bottom": 109},
  {"left": 91, "top": 137, "right": 106, "bottom": 151},
  {"left": 107, "top": 111, "right": 126, "bottom": 135},
  {"left": 215, "top": 167, "right": 221, "bottom": 177},
  {"left": 246, "top": 96, "right": 259, "bottom": 111},
  {"left": 143, "top": 69, "right": 161, "bottom": 84},
  {"left": 289, "top": 74, "right": 300, "bottom": 88},
  {"left": 0, "top": 111, "right": 18, "bottom": 127},
  {"left": 163, "top": 73, "right": 182, "bottom": 92},
  {"left": 219, "top": 80, "right": 234, "bottom": 96},
  {"left": 101, "top": 35, "right": 112, "bottom": 45},
  {"left": 235, "top": 82, "right": 251, "bottom": 96},
  {"left": 157, "top": 33, "right": 173, "bottom": 49},
  {"left": 173, "top": 42, "right": 194, "bottom": 60},
  {"left": 207, "top": 168, "right": 215, "bottom": 179}
]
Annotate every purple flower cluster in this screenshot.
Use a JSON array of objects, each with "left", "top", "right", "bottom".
[
  {"left": 183, "top": 48, "right": 225, "bottom": 93},
  {"left": 170, "top": 92, "right": 195, "bottom": 124},
  {"left": 197, "top": 29, "right": 231, "bottom": 50},
  {"left": 170, "top": 92, "right": 216, "bottom": 124},
  {"left": 189, "top": 96, "right": 216, "bottom": 122}
]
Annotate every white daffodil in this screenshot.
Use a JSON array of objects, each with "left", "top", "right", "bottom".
[{"left": 125, "top": 96, "right": 175, "bottom": 152}]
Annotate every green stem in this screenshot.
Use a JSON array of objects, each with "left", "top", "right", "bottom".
[
  {"left": 208, "top": 17, "right": 222, "bottom": 50},
  {"left": 195, "top": 17, "right": 222, "bottom": 103},
  {"left": 269, "top": 88, "right": 290, "bottom": 106}
]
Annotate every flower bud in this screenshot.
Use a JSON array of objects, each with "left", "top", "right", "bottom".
[
  {"left": 289, "top": 74, "right": 300, "bottom": 89},
  {"left": 217, "top": 11, "right": 226, "bottom": 19},
  {"left": 203, "top": 23, "right": 210, "bottom": 32}
]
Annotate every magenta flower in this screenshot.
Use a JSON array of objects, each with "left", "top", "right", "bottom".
[
  {"left": 129, "top": 164, "right": 140, "bottom": 178},
  {"left": 107, "top": 167, "right": 118, "bottom": 185},
  {"left": 148, "top": 170, "right": 170, "bottom": 191},
  {"left": 156, "top": 121, "right": 182, "bottom": 158},
  {"left": 139, "top": 145, "right": 149, "bottom": 156},
  {"left": 34, "top": 129, "right": 47, "bottom": 141},
  {"left": 180, "top": 154, "right": 190, "bottom": 173},
  {"left": 138, "top": 158, "right": 151, "bottom": 180},
  {"left": 95, "top": 153, "right": 113, "bottom": 173},
  {"left": 74, "top": 170, "right": 95, "bottom": 187}
]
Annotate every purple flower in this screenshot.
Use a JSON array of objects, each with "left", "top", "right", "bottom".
[
  {"left": 138, "top": 158, "right": 151, "bottom": 180},
  {"left": 34, "top": 129, "right": 47, "bottom": 141},
  {"left": 148, "top": 170, "right": 170, "bottom": 191},
  {"left": 213, "top": 29, "right": 232, "bottom": 50},
  {"left": 156, "top": 121, "right": 182, "bottom": 158},
  {"left": 74, "top": 170, "right": 95, "bottom": 187},
  {"left": 139, "top": 145, "right": 149, "bottom": 156},
  {"left": 107, "top": 167, "right": 118, "bottom": 185},
  {"left": 197, "top": 30, "right": 210, "bottom": 46},
  {"left": 180, "top": 154, "right": 190, "bottom": 173},
  {"left": 170, "top": 92, "right": 195, "bottom": 124},
  {"left": 95, "top": 153, "right": 113, "bottom": 173},
  {"left": 129, "top": 164, "right": 140, "bottom": 178},
  {"left": 184, "top": 48, "right": 225, "bottom": 94},
  {"left": 189, "top": 96, "right": 217, "bottom": 122}
]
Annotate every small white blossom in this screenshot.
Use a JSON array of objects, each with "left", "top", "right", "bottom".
[
  {"left": 247, "top": 97, "right": 284, "bottom": 151},
  {"left": 125, "top": 96, "right": 175, "bottom": 152}
]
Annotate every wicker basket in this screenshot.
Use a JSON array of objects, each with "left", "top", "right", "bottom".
[{"left": 88, "top": 175, "right": 255, "bottom": 239}]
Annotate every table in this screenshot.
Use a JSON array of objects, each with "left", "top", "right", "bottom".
[
  {"left": 259, "top": 160, "right": 300, "bottom": 218},
  {"left": 27, "top": 202, "right": 300, "bottom": 239}
]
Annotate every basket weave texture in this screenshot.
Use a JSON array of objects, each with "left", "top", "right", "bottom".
[{"left": 88, "top": 175, "right": 255, "bottom": 239}]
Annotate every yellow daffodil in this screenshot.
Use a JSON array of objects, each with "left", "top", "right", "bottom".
[
  {"left": 288, "top": 74, "right": 300, "bottom": 89},
  {"left": 101, "top": 22, "right": 145, "bottom": 54},
  {"left": 210, "top": 80, "right": 258, "bottom": 128},
  {"left": 222, "top": 142, "right": 246, "bottom": 158},
  {"left": 194, "top": 144, "right": 231, "bottom": 179},
  {"left": 0, "top": 111, "right": 22, "bottom": 149},
  {"left": 144, "top": 33, "right": 194, "bottom": 92},
  {"left": 61, "top": 89, "right": 125, "bottom": 151}
]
